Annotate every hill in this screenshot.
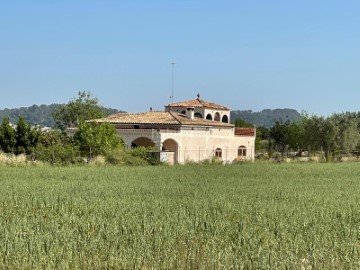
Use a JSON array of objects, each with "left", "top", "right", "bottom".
[
  {"left": 0, "top": 104, "right": 122, "bottom": 127},
  {"left": 231, "top": 108, "right": 303, "bottom": 128},
  {"left": 0, "top": 105, "right": 302, "bottom": 129}
]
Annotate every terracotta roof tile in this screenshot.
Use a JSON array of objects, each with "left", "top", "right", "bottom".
[
  {"left": 93, "top": 111, "right": 233, "bottom": 127},
  {"left": 93, "top": 111, "right": 180, "bottom": 125},
  {"left": 167, "top": 98, "right": 230, "bottom": 110},
  {"left": 234, "top": 128, "right": 256, "bottom": 137}
]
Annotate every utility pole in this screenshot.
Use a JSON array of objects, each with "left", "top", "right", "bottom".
[{"left": 170, "top": 62, "right": 176, "bottom": 103}]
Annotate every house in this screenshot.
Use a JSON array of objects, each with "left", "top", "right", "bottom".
[{"left": 93, "top": 95, "right": 256, "bottom": 164}]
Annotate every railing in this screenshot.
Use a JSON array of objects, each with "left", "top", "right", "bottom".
[
  {"left": 116, "top": 129, "right": 154, "bottom": 133},
  {"left": 116, "top": 128, "right": 180, "bottom": 134}
]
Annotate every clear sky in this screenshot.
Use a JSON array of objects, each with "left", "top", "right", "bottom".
[{"left": 1, "top": 0, "right": 360, "bottom": 115}]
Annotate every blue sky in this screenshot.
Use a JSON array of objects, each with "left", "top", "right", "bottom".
[{"left": 1, "top": 0, "right": 360, "bottom": 115}]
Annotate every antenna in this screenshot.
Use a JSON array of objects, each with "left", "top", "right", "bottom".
[{"left": 170, "top": 62, "right": 176, "bottom": 103}]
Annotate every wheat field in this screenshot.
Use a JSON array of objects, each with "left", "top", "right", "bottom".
[{"left": 1, "top": 163, "right": 360, "bottom": 269}]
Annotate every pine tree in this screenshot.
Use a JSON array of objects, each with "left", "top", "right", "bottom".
[
  {"left": 15, "top": 117, "right": 31, "bottom": 155},
  {"left": 0, "top": 117, "right": 16, "bottom": 153}
]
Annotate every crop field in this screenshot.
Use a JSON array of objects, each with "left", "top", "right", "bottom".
[{"left": 1, "top": 163, "right": 360, "bottom": 269}]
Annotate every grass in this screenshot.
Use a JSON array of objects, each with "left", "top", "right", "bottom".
[{"left": 1, "top": 163, "right": 360, "bottom": 269}]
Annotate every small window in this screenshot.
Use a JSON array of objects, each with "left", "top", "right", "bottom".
[
  {"left": 238, "top": 146, "right": 247, "bottom": 157},
  {"left": 194, "top": 112, "right": 203, "bottom": 118},
  {"left": 206, "top": 114, "right": 213, "bottom": 120},
  {"left": 215, "top": 148, "right": 222, "bottom": 158},
  {"left": 181, "top": 110, "right": 186, "bottom": 114}
]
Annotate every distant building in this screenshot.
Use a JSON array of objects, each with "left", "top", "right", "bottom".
[{"left": 93, "top": 95, "right": 256, "bottom": 164}]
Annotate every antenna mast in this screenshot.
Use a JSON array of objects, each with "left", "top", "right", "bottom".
[{"left": 170, "top": 62, "right": 176, "bottom": 103}]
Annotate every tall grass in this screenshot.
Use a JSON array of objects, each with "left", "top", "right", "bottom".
[{"left": 1, "top": 163, "right": 360, "bottom": 268}]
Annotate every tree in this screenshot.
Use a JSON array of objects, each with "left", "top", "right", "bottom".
[
  {"left": 0, "top": 117, "right": 16, "bottom": 153},
  {"left": 52, "top": 91, "right": 105, "bottom": 130},
  {"left": 269, "top": 120, "right": 291, "bottom": 155},
  {"left": 287, "top": 121, "right": 306, "bottom": 154},
  {"left": 35, "top": 130, "right": 79, "bottom": 164},
  {"left": 73, "top": 122, "right": 122, "bottom": 160},
  {"left": 234, "top": 118, "right": 254, "bottom": 128},
  {"left": 304, "top": 115, "right": 339, "bottom": 161},
  {"left": 15, "top": 117, "right": 31, "bottom": 155},
  {"left": 329, "top": 112, "right": 360, "bottom": 155}
]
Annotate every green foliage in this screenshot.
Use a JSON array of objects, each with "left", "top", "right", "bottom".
[
  {"left": 52, "top": 91, "right": 108, "bottom": 129},
  {"left": 73, "top": 121, "right": 122, "bottom": 160},
  {"left": 106, "top": 148, "right": 150, "bottom": 166},
  {"left": 35, "top": 130, "right": 80, "bottom": 165},
  {"left": 256, "top": 126, "right": 270, "bottom": 140},
  {"left": 14, "top": 117, "right": 40, "bottom": 155},
  {"left": 231, "top": 109, "right": 303, "bottom": 128},
  {"left": 129, "top": 147, "right": 162, "bottom": 165},
  {"left": 330, "top": 112, "right": 360, "bottom": 154},
  {"left": 303, "top": 115, "right": 339, "bottom": 161},
  {"left": 234, "top": 118, "right": 254, "bottom": 128},
  {"left": 2, "top": 163, "right": 360, "bottom": 268},
  {"left": 14, "top": 117, "right": 30, "bottom": 155},
  {"left": 269, "top": 120, "right": 292, "bottom": 154},
  {"left": 0, "top": 104, "right": 122, "bottom": 128},
  {"left": 0, "top": 117, "right": 16, "bottom": 153},
  {"left": 0, "top": 104, "right": 61, "bottom": 127}
]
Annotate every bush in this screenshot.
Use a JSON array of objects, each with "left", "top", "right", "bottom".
[
  {"left": 35, "top": 143, "right": 82, "bottom": 165},
  {"left": 106, "top": 149, "right": 149, "bottom": 166},
  {"left": 129, "top": 147, "right": 162, "bottom": 165}
]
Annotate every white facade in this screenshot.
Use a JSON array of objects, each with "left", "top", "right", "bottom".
[{"left": 117, "top": 126, "right": 255, "bottom": 164}]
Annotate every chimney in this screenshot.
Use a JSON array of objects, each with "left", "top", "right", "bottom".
[{"left": 186, "top": 107, "right": 195, "bottom": 119}]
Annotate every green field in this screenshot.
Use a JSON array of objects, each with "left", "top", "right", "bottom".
[{"left": 1, "top": 163, "right": 360, "bottom": 269}]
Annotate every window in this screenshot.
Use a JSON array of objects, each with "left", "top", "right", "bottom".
[
  {"left": 222, "top": 115, "right": 229, "bottom": 123},
  {"left": 215, "top": 148, "right": 222, "bottom": 158},
  {"left": 206, "top": 114, "right": 213, "bottom": 120},
  {"left": 238, "top": 146, "right": 247, "bottom": 157},
  {"left": 214, "top": 112, "right": 221, "bottom": 121},
  {"left": 194, "top": 112, "right": 203, "bottom": 118}
]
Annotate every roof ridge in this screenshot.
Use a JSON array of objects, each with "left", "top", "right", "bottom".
[
  {"left": 197, "top": 98, "right": 205, "bottom": 107},
  {"left": 169, "top": 111, "right": 183, "bottom": 124}
]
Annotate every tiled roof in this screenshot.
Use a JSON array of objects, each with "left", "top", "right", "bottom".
[
  {"left": 167, "top": 98, "right": 230, "bottom": 110},
  {"left": 93, "top": 111, "right": 233, "bottom": 127},
  {"left": 234, "top": 128, "right": 256, "bottom": 137}
]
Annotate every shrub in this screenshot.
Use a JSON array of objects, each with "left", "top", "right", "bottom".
[
  {"left": 129, "top": 147, "right": 161, "bottom": 165},
  {"left": 106, "top": 148, "right": 149, "bottom": 166}
]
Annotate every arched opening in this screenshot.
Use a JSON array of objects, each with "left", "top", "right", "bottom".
[
  {"left": 131, "top": 137, "right": 155, "bottom": 148},
  {"left": 238, "top": 146, "right": 247, "bottom": 158},
  {"left": 215, "top": 148, "right": 222, "bottom": 159},
  {"left": 222, "top": 115, "right": 229, "bottom": 123},
  {"left": 214, "top": 112, "right": 221, "bottom": 121},
  {"left": 162, "top": 139, "right": 178, "bottom": 164},
  {"left": 181, "top": 110, "right": 186, "bottom": 115},
  {"left": 206, "top": 114, "right": 213, "bottom": 120},
  {"left": 194, "top": 112, "right": 203, "bottom": 118}
]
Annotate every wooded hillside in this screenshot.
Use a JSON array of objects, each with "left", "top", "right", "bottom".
[
  {"left": 231, "top": 109, "right": 303, "bottom": 128},
  {"left": 0, "top": 104, "right": 302, "bottom": 128},
  {"left": 0, "top": 104, "right": 121, "bottom": 127}
]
